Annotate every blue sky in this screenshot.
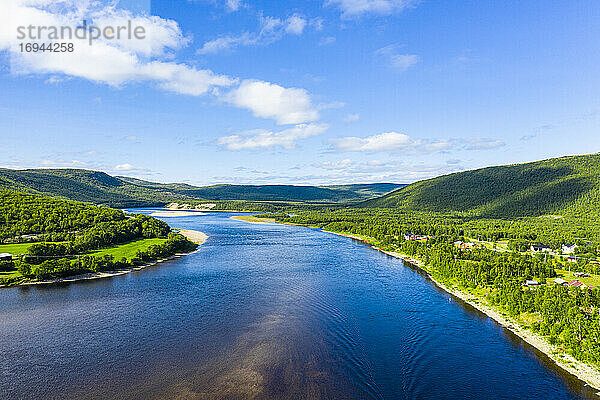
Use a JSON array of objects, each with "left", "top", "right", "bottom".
[{"left": 1, "top": 0, "right": 599, "bottom": 185}]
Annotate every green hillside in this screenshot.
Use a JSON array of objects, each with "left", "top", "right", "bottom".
[
  {"left": 362, "top": 153, "right": 600, "bottom": 218},
  {"left": 0, "top": 169, "right": 403, "bottom": 207}
]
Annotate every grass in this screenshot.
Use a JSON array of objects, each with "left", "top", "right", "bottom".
[
  {"left": 0, "top": 242, "right": 35, "bottom": 255},
  {"left": 550, "top": 269, "right": 600, "bottom": 287},
  {"left": 89, "top": 238, "right": 168, "bottom": 261}
]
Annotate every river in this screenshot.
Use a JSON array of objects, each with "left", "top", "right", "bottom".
[{"left": 0, "top": 211, "right": 597, "bottom": 399}]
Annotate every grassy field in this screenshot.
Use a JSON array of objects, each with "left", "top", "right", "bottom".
[
  {"left": 89, "top": 238, "right": 169, "bottom": 261},
  {"left": 0, "top": 242, "right": 35, "bottom": 255}
]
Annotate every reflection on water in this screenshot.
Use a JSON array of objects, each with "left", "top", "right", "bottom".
[{"left": 0, "top": 211, "right": 596, "bottom": 399}]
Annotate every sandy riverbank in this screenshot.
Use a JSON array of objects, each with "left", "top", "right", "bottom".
[
  {"left": 230, "top": 216, "right": 278, "bottom": 225},
  {"left": 327, "top": 230, "right": 600, "bottom": 392},
  {"left": 150, "top": 210, "right": 207, "bottom": 217},
  {"left": 179, "top": 229, "right": 209, "bottom": 244},
  {"left": 16, "top": 230, "right": 209, "bottom": 287}
]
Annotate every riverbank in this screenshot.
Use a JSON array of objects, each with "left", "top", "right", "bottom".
[
  {"left": 178, "top": 229, "right": 209, "bottom": 244},
  {"left": 150, "top": 210, "right": 207, "bottom": 217},
  {"left": 230, "top": 215, "right": 278, "bottom": 224},
  {"left": 326, "top": 230, "right": 600, "bottom": 393},
  {"left": 11, "top": 230, "right": 208, "bottom": 287}
]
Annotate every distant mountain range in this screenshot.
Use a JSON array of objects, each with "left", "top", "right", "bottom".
[
  {"left": 362, "top": 153, "right": 600, "bottom": 218},
  {"left": 0, "top": 168, "right": 404, "bottom": 207}
]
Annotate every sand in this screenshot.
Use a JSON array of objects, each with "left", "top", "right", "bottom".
[
  {"left": 178, "top": 229, "right": 209, "bottom": 245},
  {"left": 150, "top": 210, "right": 207, "bottom": 217},
  {"left": 230, "top": 216, "right": 278, "bottom": 225}
]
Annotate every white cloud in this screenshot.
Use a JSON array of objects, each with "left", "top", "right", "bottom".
[
  {"left": 390, "top": 54, "right": 419, "bottom": 71},
  {"left": 331, "top": 132, "right": 452, "bottom": 153},
  {"left": 198, "top": 14, "right": 308, "bottom": 54},
  {"left": 326, "top": 0, "right": 418, "bottom": 18},
  {"left": 217, "top": 123, "right": 328, "bottom": 150},
  {"left": 343, "top": 113, "right": 360, "bottom": 122},
  {"left": 376, "top": 45, "right": 419, "bottom": 71},
  {"left": 286, "top": 14, "right": 307, "bottom": 35},
  {"left": 1, "top": 1, "right": 326, "bottom": 126},
  {"left": 225, "top": 0, "right": 242, "bottom": 11},
  {"left": 223, "top": 80, "right": 320, "bottom": 125},
  {"left": 332, "top": 132, "right": 415, "bottom": 152},
  {"left": 114, "top": 163, "right": 135, "bottom": 171},
  {"left": 2, "top": 0, "right": 236, "bottom": 95}
]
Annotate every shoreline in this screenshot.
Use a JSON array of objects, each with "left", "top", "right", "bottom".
[
  {"left": 325, "top": 230, "right": 600, "bottom": 393},
  {"left": 230, "top": 215, "right": 278, "bottom": 225},
  {"left": 10, "top": 230, "right": 208, "bottom": 288}
]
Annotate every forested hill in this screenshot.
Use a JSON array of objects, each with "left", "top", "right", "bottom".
[
  {"left": 0, "top": 168, "right": 403, "bottom": 207},
  {"left": 362, "top": 153, "right": 600, "bottom": 219}
]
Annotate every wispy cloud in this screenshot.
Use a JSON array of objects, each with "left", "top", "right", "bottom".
[
  {"left": 217, "top": 123, "right": 328, "bottom": 150},
  {"left": 343, "top": 113, "right": 360, "bottom": 123},
  {"left": 376, "top": 45, "right": 419, "bottom": 71},
  {"left": 313, "top": 159, "right": 354, "bottom": 170},
  {"left": 225, "top": 0, "right": 243, "bottom": 12},
  {"left": 318, "top": 36, "right": 336, "bottom": 46},
  {"left": 463, "top": 138, "right": 505, "bottom": 150},
  {"left": 331, "top": 132, "right": 451, "bottom": 153},
  {"left": 197, "top": 14, "right": 309, "bottom": 55},
  {"left": 326, "top": 0, "right": 419, "bottom": 18}
]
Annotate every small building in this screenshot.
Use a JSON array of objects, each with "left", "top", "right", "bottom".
[
  {"left": 523, "top": 280, "right": 540, "bottom": 286},
  {"left": 530, "top": 244, "right": 552, "bottom": 252},
  {"left": 454, "top": 241, "right": 478, "bottom": 250},
  {"left": 0, "top": 253, "right": 12, "bottom": 262},
  {"left": 574, "top": 272, "right": 590, "bottom": 278},
  {"left": 554, "top": 278, "right": 567, "bottom": 286},
  {"left": 567, "top": 256, "right": 578, "bottom": 263},
  {"left": 568, "top": 280, "right": 586, "bottom": 289},
  {"left": 562, "top": 243, "right": 578, "bottom": 254}
]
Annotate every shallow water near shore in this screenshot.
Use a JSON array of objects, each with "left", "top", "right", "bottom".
[{"left": 0, "top": 210, "right": 597, "bottom": 399}]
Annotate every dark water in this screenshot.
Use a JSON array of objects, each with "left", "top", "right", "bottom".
[{"left": 0, "top": 211, "right": 597, "bottom": 399}]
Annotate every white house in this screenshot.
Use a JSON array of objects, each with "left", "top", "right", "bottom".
[
  {"left": 0, "top": 253, "right": 13, "bottom": 262},
  {"left": 554, "top": 278, "right": 567, "bottom": 285},
  {"left": 530, "top": 244, "right": 552, "bottom": 252},
  {"left": 562, "top": 243, "right": 578, "bottom": 254}
]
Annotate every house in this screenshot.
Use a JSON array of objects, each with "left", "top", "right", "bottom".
[
  {"left": 562, "top": 243, "right": 578, "bottom": 254},
  {"left": 554, "top": 278, "right": 567, "bottom": 286},
  {"left": 454, "top": 241, "right": 478, "bottom": 250},
  {"left": 523, "top": 280, "right": 540, "bottom": 286},
  {"left": 574, "top": 272, "right": 590, "bottom": 278},
  {"left": 567, "top": 256, "right": 578, "bottom": 263},
  {"left": 0, "top": 253, "right": 12, "bottom": 262},
  {"left": 568, "top": 280, "right": 587, "bottom": 289},
  {"left": 530, "top": 244, "right": 552, "bottom": 252}
]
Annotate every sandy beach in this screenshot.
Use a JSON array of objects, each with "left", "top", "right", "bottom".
[
  {"left": 178, "top": 229, "right": 209, "bottom": 244},
  {"left": 230, "top": 216, "right": 278, "bottom": 225},
  {"left": 327, "top": 230, "right": 600, "bottom": 392},
  {"left": 150, "top": 210, "right": 207, "bottom": 217}
]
